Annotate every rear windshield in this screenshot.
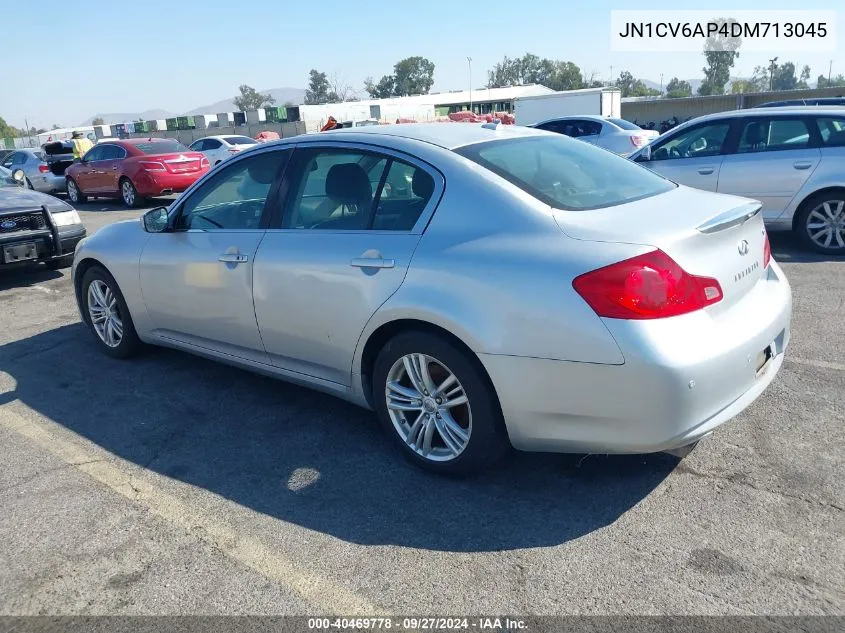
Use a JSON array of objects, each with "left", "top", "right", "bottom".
[
  {"left": 223, "top": 136, "right": 256, "bottom": 145},
  {"left": 455, "top": 136, "right": 675, "bottom": 210},
  {"left": 135, "top": 140, "right": 189, "bottom": 154},
  {"left": 608, "top": 118, "right": 641, "bottom": 131}
]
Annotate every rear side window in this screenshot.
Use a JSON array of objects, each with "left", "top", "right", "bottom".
[
  {"left": 135, "top": 140, "right": 188, "bottom": 154},
  {"left": 816, "top": 117, "right": 845, "bottom": 147},
  {"left": 607, "top": 118, "right": 641, "bottom": 131},
  {"left": 456, "top": 136, "right": 674, "bottom": 211},
  {"left": 223, "top": 136, "right": 256, "bottom": 145},
  {"left": 737, "top": 118, "right": 812, "bottom": 153},
  {"left": 282, "top": 149, "right": 435, "bottom": 230}
]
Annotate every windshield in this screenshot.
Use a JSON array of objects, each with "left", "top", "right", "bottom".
[
  {"left": 135, "top": 140, "right": 189, "bottom": 154},
  {"left": 224, "top": 136, "right": 256, "bottom": 145},
  {"left": 456, "top": 136, "right": 675, "bottom": 211},
  {"left": 608, "top": 118, "right": 641, "bottom": 131}
]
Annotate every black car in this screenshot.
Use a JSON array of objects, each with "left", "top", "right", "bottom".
[{"left": 0, "top": 167, "right": 86, "bottom": 269}]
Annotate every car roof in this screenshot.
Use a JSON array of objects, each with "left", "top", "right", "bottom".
[
  {"left": 535, "top": 115, "right": 610, "bottom": 123},
  {"left": 304, "top": 122, "right": 546, "bottom": 150},
  {"left": 692, "top": 106, "right": 845, "bottom": 122}
]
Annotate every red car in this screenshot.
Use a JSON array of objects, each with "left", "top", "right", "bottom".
[{"left": 65, "top": 138, "right": 210, "bottom": 208}]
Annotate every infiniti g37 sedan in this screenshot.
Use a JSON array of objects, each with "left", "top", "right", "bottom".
[{"left": 71, "top": 124, "right": 792, "bottom": 474}]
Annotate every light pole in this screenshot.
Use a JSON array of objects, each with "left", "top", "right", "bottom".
[
  {"left": 829, "top": 60, "right": 833, "bottom": 86},
  {"left": 467, "top": 56, "right": 473, "bottom": 113},
  {"left": 768, "top": 57, "right": 778, "bottom": 91},
  {"left": 609, "top": 65, "right": 614, "bottom": 86},
  {"left": 660, "top": 73, "right": 664, "bottom": 94}
]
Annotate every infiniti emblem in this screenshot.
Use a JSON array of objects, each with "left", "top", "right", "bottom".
[{"left": 737, "top": 239, "right": 750, "bottom": 256}]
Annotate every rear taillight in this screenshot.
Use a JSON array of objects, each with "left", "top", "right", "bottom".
[
  {"left": 763, "top": 231, "right": 771, "bottom": 268},
  {"left": 573, "top": 249, "right": 723, "bottom": 320},
  {"left": 630, "top": 134, "right": 648, "bottom": 147},
  {"left": 38, "top": 163, "right": 50, "bottom": 173},
  {"left": 200, "top": 156, "right": 210, "bottom": 168},
  {"left": 140, "top": 161, "right": 166, "bottom": 172}
]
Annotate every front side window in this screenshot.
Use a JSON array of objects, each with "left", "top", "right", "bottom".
[
  {"left": 205, "top": 139, "right": 223, "bottom": 149},
  {"left": 737, "top": 118, "right": 812, "bottom": 153},
  {"left": 176, "top": 151, "right": 287, "bottom": 230},
  {"left": 83, "top": 146, "right": 104, "bottom": 162},
  {"left": 282, "top": 149, "right": 436, "bottom": 231},
  {"left": 651, "top": 122, "right": 731, "bottom": 160},
  {"left": 223, "top": 136, "right": 255, "bottom": 145},
  {"left": 815, "top": 117, "right": 845, "bottom": 147},
  {"left": 456, "top": 135, "right": 674, "bottom": 211},
  {"left": 99, "top": 145, "right": 126, "bottom": 160}
]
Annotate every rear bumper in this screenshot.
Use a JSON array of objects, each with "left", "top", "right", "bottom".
[
  {"left": 480, "top": 261, "right": 792, "bottom": 454},
  {"left": 32, "top": 172, "right": 67, "bottom": 193},
  {"left": 134, "top": 171, "right": 206, "bottom": 196}
]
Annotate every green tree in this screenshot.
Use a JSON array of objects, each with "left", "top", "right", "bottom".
[
  {"left": 487, "top": 53, "right": 592, "bottom": 91},
  {"left": 393, "top": 56, "right": 435, "bottom": 96},
  {"left": 232, "top": 84, "right": 275, "bottom": 111},
  {"left": 364, "top": 74, "right": 396, "bottom": 99},
  {"left": 305, "top": 70, "right": 331, "bottom": 104},
  {"left": 770, "top": 62, "right": 800, "bottom": 91},
  {"left": 91, "top": 116, "right": 105, "bottom": 125},
  {"left": 698, "top": 18, "right": 741, "bottom": 95},
  {"left": 817, "top": 73, "right": 845, "bottom": 88},
  {"left": 665, "top": 77, "right": 693, "bottom": 98},
  {"left": 616, "top": 70, "right": 661, "bottom": 97},
  {"left": 0, "top": 116, "right": 19, "bottom": 138}
]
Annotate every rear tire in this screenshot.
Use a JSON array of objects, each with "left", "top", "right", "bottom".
[
  {"left": 66, "top": 178, "right": 87, "bottom": 204},
  {"left": 372, "top": 331, "right": 511, "bottom": 475},
  {"left": 120, "top": 178, "right": 144, "bottom": 209},
  {"left": 795, "top": 191, "right": 845, "bottom": 255},
  {"left": 80, "top": 266, "right": 143, "bottom": 359}
]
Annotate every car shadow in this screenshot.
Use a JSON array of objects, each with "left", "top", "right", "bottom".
[
  {"left": 770, "top": 231, "right": 844, "bottom": 264},
  {"left": 0, "top": 265, "right": 63, "bottom": 290},
  {"left": 0, "top": 324, "right": 677, "bottom": 553}
]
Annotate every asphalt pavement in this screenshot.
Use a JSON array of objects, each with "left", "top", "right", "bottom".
[{"left": 0, "top": 198, "right": 842, "bottom": 615}]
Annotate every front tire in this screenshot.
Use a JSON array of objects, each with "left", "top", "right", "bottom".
[
  {"left": 80, "top": 266, "right": 143, "bottom": 359},
  {"left": 66, "top": 178, "right": 87, "bottom": 204},
  {"left": 795, "top": 192, "right": 845, "bottom": 255},
  {"left": 372, "top": 331, "right": 510, "bottom": 475},
  {"left": 120, "top": 178, "right": 144, "bottom": 208}
]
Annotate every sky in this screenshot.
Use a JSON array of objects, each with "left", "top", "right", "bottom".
[{"left": 1, "top": 0, "right": 843, "bottom": 129}]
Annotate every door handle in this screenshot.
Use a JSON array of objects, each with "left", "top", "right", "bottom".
[
  {"left": 350, "top": 257, "right": 395, "bottom": 269},
  {"left": 793, "top": 161, "right": 813, "bottom": 170},
  {"left": 697, "top": 167, "right": 715, "bottom": 175},
  {"left": 218, "top": 253, "right": 248, "bottom": 263}
]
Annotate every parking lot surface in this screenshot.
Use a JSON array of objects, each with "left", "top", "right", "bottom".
[{"left": 0, "top": 199, "right": 843, "bottom": 615}]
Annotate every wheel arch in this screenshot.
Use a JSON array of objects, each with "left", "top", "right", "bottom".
[
  {"left": 791, "top": 186, "right": 845, "bottom": 231},
  {"left": 73, "top": 257, "right": 108, "bottom": 324},
  {"left": 358, "top": 318, "right": 504, "bottom": 431}
]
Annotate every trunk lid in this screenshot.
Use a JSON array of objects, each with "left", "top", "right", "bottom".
[
  {"left": 41, "top": 141, "right": 75, "bottom": 175},
  {"left": 554, "top": 185, "right": 769, "bottom": 310},
  {"left": 142, "top": 151, "right": 205, "bottom": 174}
]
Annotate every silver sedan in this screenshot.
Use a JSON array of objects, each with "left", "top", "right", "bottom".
[
  {"left": 71, "top": 123, "right": 792, "bottom": 474},
  {"left": 0, "top": 148, "right": 67, "bottom": 194}
]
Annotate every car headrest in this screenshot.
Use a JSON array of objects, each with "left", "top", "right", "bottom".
[
  {"left": 412, "top": 169, "right": 435, "bottom": 200},
  {"left": 746, "top": 123, "right": 764, "bottom": 146},
  {"left": 326, "top": 163, "right": 372, "bottom": 205}
]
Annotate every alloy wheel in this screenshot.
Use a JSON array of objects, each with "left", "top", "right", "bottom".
[
  {"left": 122, "top": 180, "right": 135, "bottom": 206},
  {"left": 67, "top": 180, "right": 79, "bottom": 203},
  {"left": 87, "top": 279, "right": 123, "bottom": 348},
  {"left": 806, "top": 199, "right": 845, "bottom": 250},
  {"left": 385, "top": 353, "right": 472, "bottom": 462}
]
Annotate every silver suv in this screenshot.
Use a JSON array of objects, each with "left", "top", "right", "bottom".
[{"left": 630, "top": 107, "right": 845, "bottom": 254}]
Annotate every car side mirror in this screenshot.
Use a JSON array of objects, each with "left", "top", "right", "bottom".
[
  {"left": 142, "top": 207, "right": 171, "bottom": 233},
  {"left": 635, "top": 145, "right": 652, "bottom": 162},
  {"left": 11, "top": 169, "right": 26, "bottom": 185}
]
